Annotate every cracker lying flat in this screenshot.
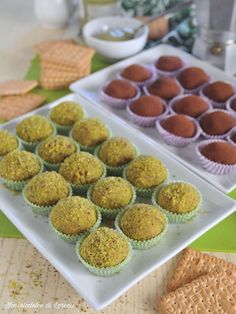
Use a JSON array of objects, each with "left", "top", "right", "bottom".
[
  {"left": 161, "top": 271, "right": 236, "bottom": 314},
  {"left": 0, "top": 94, "right": 45, "bottom": 120},
  {"left": 35, "top": 39, "right": 76, "bottom": 55},
  {"left": 167, "top": 248, "right": 236, "bottom": 292},
  {"left": 41, "top": 60, "right": 78, "bottom": 73},
  {"left": 0, "top": 80, "right": 38, "bottom": 96}
]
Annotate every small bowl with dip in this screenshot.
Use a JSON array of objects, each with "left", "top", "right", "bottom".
[{"left": 83, "top": 16, "right": 149, "bottom": 61}]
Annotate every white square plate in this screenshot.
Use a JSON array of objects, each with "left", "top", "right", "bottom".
[
  {"left": 0, "top": 94, "right": 235, "bottom": 310},
  {"left": 70, "top": 44, "right": 236, "bottom": 193}
]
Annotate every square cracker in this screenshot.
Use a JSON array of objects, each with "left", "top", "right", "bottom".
[
  {"left": 161, "top": 271, "right": 236, "bottom": 314},
  {"left": 166, "top": 248, "right": 236, "bottom": 292},
  {"left": 0, "top": 94, "right": 45, "bottom": 120},
  {"left": 40, "top": 42, "right": 95, "bottom": 69},
  {"left": 0, "top": 80, "right": 38, "bottom": 96},
  {"left": 35, "top": 39, "right": 76, "bottom": 55}
]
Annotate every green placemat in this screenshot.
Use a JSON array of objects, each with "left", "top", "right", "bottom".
[{"left": 0, "top": 53, "right": 235, "bottom": 253}]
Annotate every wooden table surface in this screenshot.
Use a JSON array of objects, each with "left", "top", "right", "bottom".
[{"left": 0, "top": 1, "right": 235, "bottom": 313}]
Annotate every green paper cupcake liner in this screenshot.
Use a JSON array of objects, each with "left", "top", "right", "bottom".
[
  {"left": 35, "top": 139, "right": 80, "bottom": 172},
  {"left": 75, "top": 234, "right": 133, "bottom": 276},
  {"left": 17, "top": 122, "right": 57, "bottom": 152},
  {"left": 94, "top": 144, "right": 139, "bottom": 177},
  {"left": 0, "top": 156, "right": 44, "bottom": 191},
  {"left": 115, "top": 209, "right": 168, "bottom": 250},
  {"left": 151, "top": 180, "right": 202, "bottom": 223},
  {"left": 123, "top": 168, "right": 169, "bottom": 198},
  {"left": 87, "top": 183, "right": 136, "bottom": 219},
  {"left": 69, "top": 127, "right": 112, "bottom": 154},
  {"left": 49, "top": 207, "right": 102, "bottom": 244},
  {"left": 71, "top": 163, "right": 107, "bottom": 196},
  {"left": 22, "top": 184, "right": 72, "bottom": 216}
]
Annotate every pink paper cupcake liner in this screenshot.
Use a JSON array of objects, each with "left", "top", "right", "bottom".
[
  {"left": 200, "top": 82, "right": 236, "bottom": 109},
  {"left": 196, "top": 139, "right": 236, "bottom": 175},
  {"left": 226, "top": 95, "right": 236, "bottom": 119},
  {"left": 100, "top": 81, "right": 141, "bottom": 109},
  {"left": 152, "top": 59, "right": 187, "bottom": 78},
  {"left": 143, "top": 78, "right": 184, "bottom": 104},
  {"left": 117, "top": 64, "right": 157, "bottom": 87},
  {"left": 156, "top": 114, "right": 201, "bottom": 147},
  {"left": 199, "top": 109, "right": 236, "bottom": 140},
  {"left": 126, "top": 99, "right": 169, "bottom": 128},
  {"left": 176, "top": 71, "right": 211, "bottom": 95},
  {"left": 169, "top": 93, "right": 212, "bottom": 118},
  {"left": 226, "top": 127, "right": 236, "bottom": 147}
]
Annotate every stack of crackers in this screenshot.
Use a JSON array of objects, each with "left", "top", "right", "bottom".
[
  {"left": 35, "top": 39, "right": 95, "bottom": 90},
  {"left": 0, "top": 80, "right": 45, "bottom": 121},
  {"left": 160, "top": 248, "right": 236, "bottom": 313}
]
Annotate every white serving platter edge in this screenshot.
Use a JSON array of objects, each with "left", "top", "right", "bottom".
[{"left": 0, "top": 93, "right": 235, "bottom": 310}]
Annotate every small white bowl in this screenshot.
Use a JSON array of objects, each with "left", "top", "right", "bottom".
[{"left": 83, "top": 16, "right": 148, "bottom": 61}]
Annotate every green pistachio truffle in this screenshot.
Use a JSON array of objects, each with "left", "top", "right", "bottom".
[
  {"left": 50, "top": 101, "right": 84, "bottom": 126},
  {"left": 157, "top": 182, "right": 200, "bottom": 214},
  {"left": 16, "top": 115, "right": 54, "bottom": 143},
  {"left": 71, "top": 118, "right": 109, "bottom": 148},
  {"left": 98, "top": 137, "right": 137, "bottom": 167},
  {"left": 38, "top": 135, "right": 77, "bottom": 164},
  {"left": 120, "top": 204, "right": 165, "bottom": 241},
  {"left": 0, "top": 150, "right": 41, "bottom": 181},
  {"left": 125, "top": 155, "right": 168, "bottom": 188},
  {"left": 59, "top": 152, "right": 104, "bottom": 185},
  {"left": 0, "top": 130, "right": 18, "bottom": 157},
  {"left": 25, "top": 171, "right": 69, "bottom": 206},
  {"left": 51, "top": 196, "right": 97, "bottom": 235},
  {"left": 80, "top": 227, "right": 129, "bottom": 267},
  {"left": 91, "top": 177, "right": 133, "bottom": 209}
]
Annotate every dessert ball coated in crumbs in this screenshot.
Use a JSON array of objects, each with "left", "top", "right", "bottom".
[
  {"left": 98, "top": 137, "right": 137, "bottom": 167},
  {"left": 120, "top": 204, "right": 166, "bottom": 241},
  {"left": 50, "top": 196, "right": 97, "bottom": 235},
  {"left": 121, "top": 64, "right": 151, "bottom": 82},
  {"left": 91, "top": 177, "right": 133, "bottom": 209},
  {"left": 157, "top": 182, "right": 200, "bottom": 214},
  {"left": 24, "top": 171, "right": 69, "bottom": 206},
  {"left": 16, "top": 115, "right": 54, "bottom": 143},
  {"left": 80, "top": 227, "right": 129, "bottom": 267},
  {"left": 104, "top": 79, "right": 137, "bottom": 99},
  {"left": 50, "top": 101, "right": 84, "bottom": 126},
  {"left": 59, "top": 152, "right": 104, "bottom": 185},
  {"left": 125, "top": 155, "right": 168, "bottom": 188},
  {"left": 38, "top": 135, "right": 77, "bottom": 164},
  {"left": 71, "top": 118, "right": 109, "bottom": 148},
  {"left": 0, "top": 150, "right": 41, "bottom": 181},
  {"left": 0, "top": 130, "right": 18, "bottom": 157}
]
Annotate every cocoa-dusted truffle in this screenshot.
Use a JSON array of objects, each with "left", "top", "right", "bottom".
[
  {"left": 130, "top": 95, "right": 164, "bottom": 117},
  {"left": 178, "top": 67, "right": 208, "bottom": 90},
  {"left": 161, "top": 114, "right": 196, "bottom": 138},
  {"left": 173, "top": 95, "right": 208, "bottom": 118},
  {"left": 200, "top": 111, "right": 235, "bottom": 136},
  {"left": 203, "top": 81, "right": 234, "bottom": 102},
  {"left": 147, "top": 77, "right": 181, "bottom": 100},
  {"left": 155, "top": 55, "right": 183, "bottom": 72},
  {"left": 231, "top": 99, "right": 236, "bottom": 111},
  {"left": 121, "top": 64, "right": 151, "bottom": 82},
  {"left": 104, "top": 79, "right": 137, "bottom": 99},
  {"left": 201, "top": 141, "right": 236, "bottom": 164}
]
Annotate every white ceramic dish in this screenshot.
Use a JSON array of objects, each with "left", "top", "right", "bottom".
[
  {"left": 1, "top": 94, "right": 236, "bottom": 310},
  {"left": 70, "top": 44, "right": 236, "bottom": 193},
  {"left": 83, "top": 16, "right": 148, "bottom": 60}
]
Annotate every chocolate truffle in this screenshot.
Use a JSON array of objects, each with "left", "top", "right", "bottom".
[
  {"left": 203, "top": 81, "right": 234, "bottom": 102},
  {"left": 104, "top": 79, "right": 137, "bottom": 99},
  {"left": 201, "top": 141, "right": 236, "bottom": 164},
  {"left": 173, "top": 95, "right": 208, "bottom": 118},
  {"left": 200, "top": 111, "right": 235, "bottom": 136},
  {"left": 155, "top": 55, "right": 183, "bottom": 72},
  {"left": 121, "top": 64, "right": 151, "bottom": 82},
  {"left": 178, "top": 67, "right": 208, "bottom": 90},
  {"left": 161, "top": 114, "right": 196, "bottom": 138},
  {"left": 147, "top": 77, "right": 181, "bottom": 100},
  {"left": 230, "top": 98, "right": 236, "bottom": 111},
  {"left": 130, "top": 95, "right": 164, "bottom": 117}
]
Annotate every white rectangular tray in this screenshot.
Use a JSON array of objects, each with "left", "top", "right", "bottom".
[
  {"left": 70, "top": 44, "right": 236, "bottom": 193},
  {"left": 1, "top": 94, "right": 235, "bottom": 310}
]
